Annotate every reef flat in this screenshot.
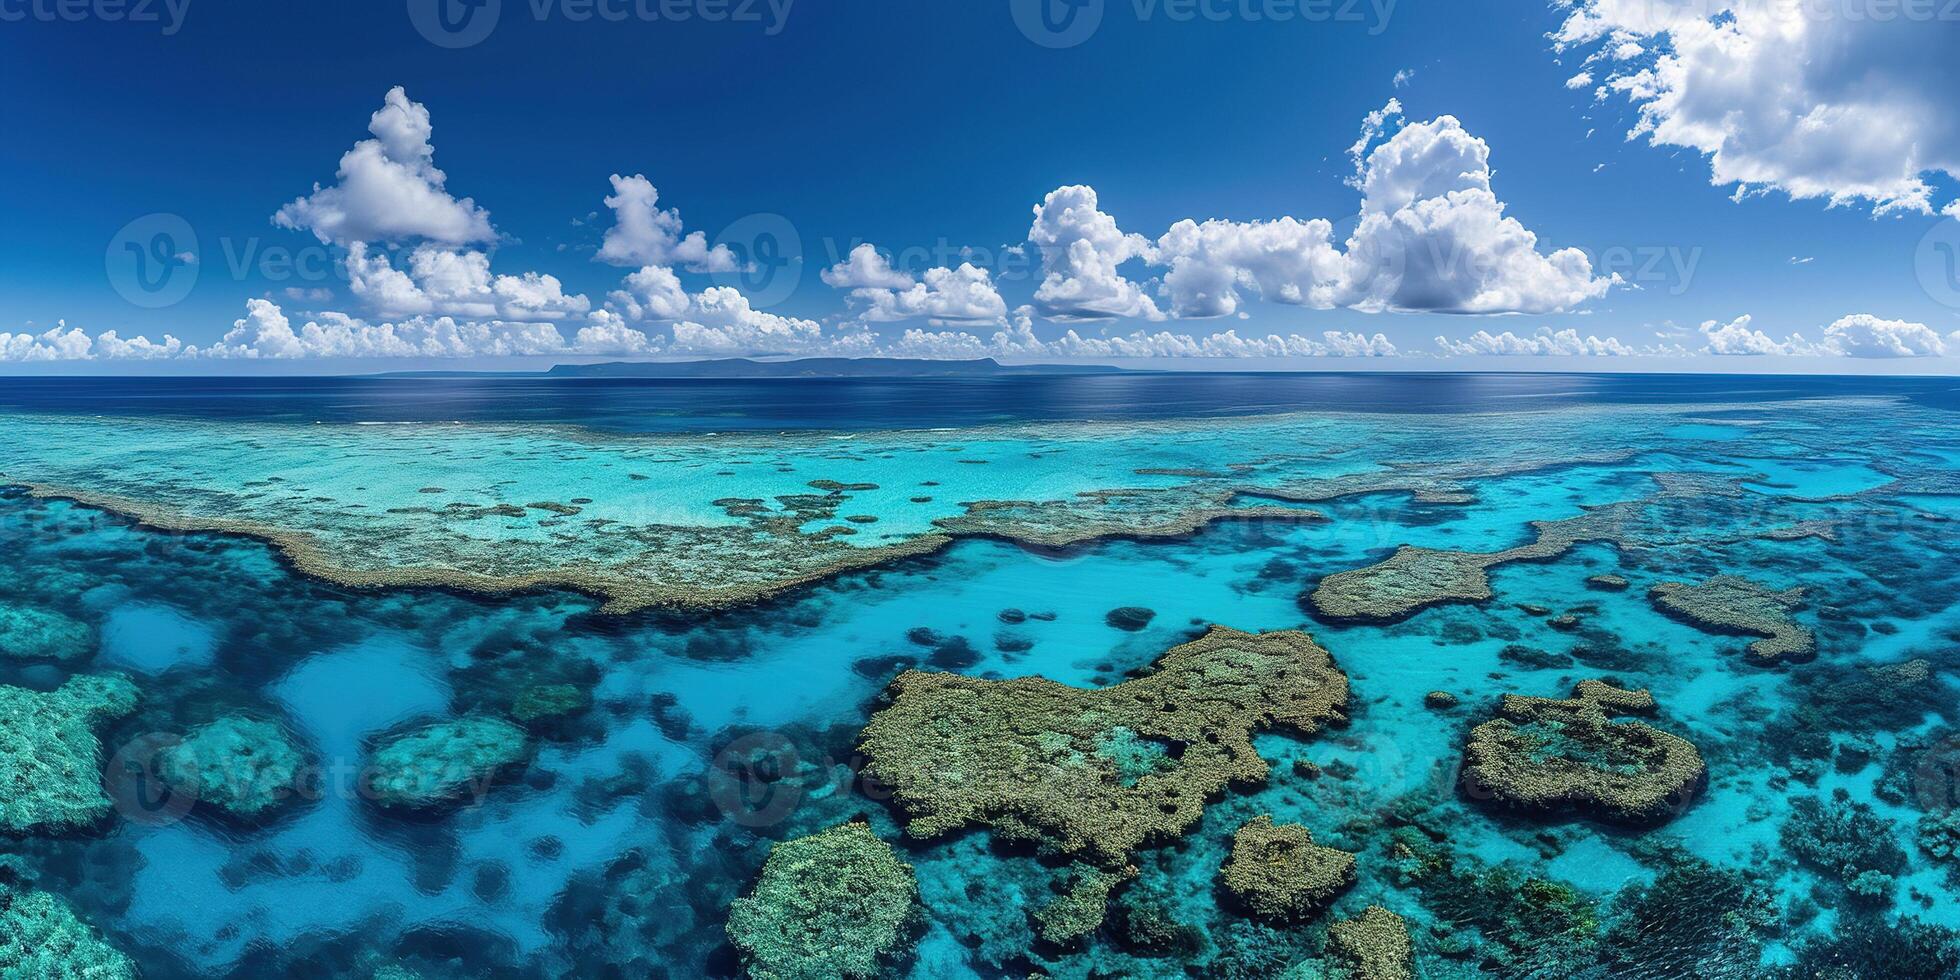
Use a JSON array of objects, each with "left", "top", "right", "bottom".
[{"left": 0, "top": 384, "right": 1957, "bottom": 978}]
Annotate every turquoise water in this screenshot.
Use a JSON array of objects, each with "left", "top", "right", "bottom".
[{"left": 0, "top": 381, "right": 1957, "bottom": 977}]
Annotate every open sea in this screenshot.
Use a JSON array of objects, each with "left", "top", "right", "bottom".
[{"left": 1, "top": 371, "right": 1958, "bottom": 978}]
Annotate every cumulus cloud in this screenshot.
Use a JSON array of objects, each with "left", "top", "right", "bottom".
[
  {"left": 0, "top": 322, "right": 182, "bottom": 361},
  {"left": 607, "top": 264, "right": 693, "bottom": 322},
  {"left": 1822, "top": 314, "right": 1948, "bottom": 358},
  {"left": 1697, "top": 314, "right": 1817, "bottom": 356},
  {"left": 274, "top": 87, "right": 495, "bottom": 246},
  {"left": 1028, "top": 185, "right": 1164, "bottom": 321},
  {"left": 1556, "top": 1, "right": 1960, "bottom": 213},
  {"left": 668, "top": 286, "right": 856, "bottom": 355},
  {"left": 1434, "top": 328, "right": 1642, "bottom": 356},
  {"left": 345, "top": 243, "right": 590, "bottom": 321},
  {"left": 1035, "top": 105, "right": 1616, "bottom": 323},
  {"left": 594, "top": 174, "right": 740, "bottom": 272},
  {"left": 820, "top": 244, "right": 916, "bottom": 290},
  {"left": 821, "top": 246, "right": 1007, "bottom": 323},
  {"left": 204, "top": 298, "right": 578, "bottom": 359}
]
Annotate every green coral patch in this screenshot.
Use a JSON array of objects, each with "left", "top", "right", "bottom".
[
  {"left": 364, "top": 717, "right": 529, "bottom": 811},
  {"left": 0, "top": 885, "right": 136, "bottom": 979},
  {"left": 725, "top": 821, "right": 920, "bottom": 980},
  {"left": 157, "top": 716, "right": 307, "bottom": 819},
  {"left": 0, "top": 674, "right": 140, "bottom": 835},
  {"left": 0, "top": 602, "right": 94, "bottom": 663}
]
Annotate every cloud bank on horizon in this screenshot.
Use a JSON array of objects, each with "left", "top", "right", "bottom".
[{"left": 9, "top": 2, "right": 1960, "bottom": 369}]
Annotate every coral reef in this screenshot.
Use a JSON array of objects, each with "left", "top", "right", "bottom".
[
  {"left": 1219, "top": 815, "right": 1355, "bottom": 922},
  {"left": 1387, "top": 821, "right": 1602, "bottom": 974},
  {"left": 1032, "top": 863, "right": 1135, "bottom": 946},
  {"left": 1598, "top": 858, "right": 1775, "bottom": 978},
  {"left": 0, "top": 674, "right": 141, "bottom": 835},
  {"left": 1326, "top": 905, "right": 1413, "bottom": 980},
  {"left": 1459, "top": 680, "right": 1706, "bottom": 826},
  {"left": 364, "top": 717, "right": 529, "bottom": 811},
  {"left": 157, "top": 716, "right": 307, "bottom": 819},
  {"left": 858, "top": 626, "right": 1350, "bottom": 868},
  {"left": 0, "top": 602, "right": 93, "bottom": 663},
  {"left": 1308, "top": 501, "right": 1643, "bottom": 623},
  {"left": 1648, "top": 575, "right": 1815, "bottom": 665},
  {"left": 1780, "top": 793, "right": 1906, "bottom": 903},
  {"left": 0, "top": 885, "right": 136, "bottom": 979},
  {"left": 724, "top": 821, "right": 919, "bottom": 980}
]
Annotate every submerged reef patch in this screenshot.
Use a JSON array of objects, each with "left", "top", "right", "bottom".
[
  {"left": 0, "top": 674, "right": 140, "bottom": 835},
  {"left": 0, "top": 602, "right": 94, "bottom": 663},
  {"left": 364, "top": 717, "right": 529, "bottom": 812},
  {"left": 858, "top": 626, "right": 1350, "bottom": 868},
  {"left": 1218, "top": 814, "right": 1356, "bottom": 922},
  {"left": 1308, "top": 501, "right": 1644, "bottom": 624},
  {"left": 1459, "top": 680, "right": 1706, "bottom": 826},
  {"left": 157, "top": 716, "right": 307, "bottom": 820},
  {"left": 724, "top": 821, "right": 920, "bottom": 980},
  {"left": 0, "top": 884, "right": 135, "bottom": 979},
  {"left": 1647, "top": 575, "right": 1815, "bottom": 665},
  {"left": 1326, "top": 905, "right": 1414, "bottom": 980}
]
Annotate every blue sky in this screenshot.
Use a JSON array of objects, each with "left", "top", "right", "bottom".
[{"left": 3, "top": 0, "right": 1958, "bottom": 371}]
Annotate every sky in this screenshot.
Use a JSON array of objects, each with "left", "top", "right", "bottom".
[{"left": 2, "top": 0, "right": 1959, "bottom": 373}]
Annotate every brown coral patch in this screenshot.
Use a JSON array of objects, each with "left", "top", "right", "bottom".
[
  {"left": 1460, "top": 679, "right": 1706, "bottom": 827},
  {"left": 1218, "top": 814, "right": 1356, "bottom": 922},
  {"left": 857, "top": 626, "right": 1350, "bottom": 868}
]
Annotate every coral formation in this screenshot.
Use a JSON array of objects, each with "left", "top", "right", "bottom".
[
  {"left": 157, "top": 716, "right": 307, "bottom": 819},
  {"left": 0, "top": 674, "right": 141, "bottom": 835},
  {"left": 724, "top": 821, "right": 919, "bottom": 980},
  {"left": 1309, "top": 501, "right": 1643, "bottom": 623},
  {"left": 0, "top": 885, "right": 136, "bottom": 979},
  {"left": 859, "top": 626, "right": 1350, "bottom": 868},
  {"left": 1326, "top": 905, "right": 1414, "bottom": 980},
  {"left": 1648, "top": 575, "right": 1815, "bottom": 665},
  {"left": 0, "top": 602, "right": 93, "bottom": 663},
  {"left": 364, "top": 717, "right": 529, "bottom": 811},
  {"left": 1780, "top": 793, "right": 1906, "bottom": 903},
  {"left": 1218, "top": 815, "right": 1356, "bottom": 922},
  {"left": 1032, "top": 863, "right": 1135, "bottom": 945},
  {"left": 1459, "top": 680, "right": 1706, "bottom": 826}
]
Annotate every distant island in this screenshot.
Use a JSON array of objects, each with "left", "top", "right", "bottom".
[{"left": 375, "top": 357, "right": 1127, "bottom": 379}]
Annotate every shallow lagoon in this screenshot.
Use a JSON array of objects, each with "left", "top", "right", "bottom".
[{"left": 0, "top": 374, "right": 1957, "bottom": 978}]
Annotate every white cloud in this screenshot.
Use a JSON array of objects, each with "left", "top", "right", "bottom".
[
  {"left": 274, "top": 87, "right": 494, "bottom": 246},
  {"left": 1565, "top": 70, "right": 1594, "bottom": 90},
  {"left": 1027, "top": 185, "right": 1164, "bottom": 321},
  {"left": 1, "top": 322, "right": 186, "bottom": 362},
  {"left": 1435, "top": 327, "right": 1641, "bottom": 356},
  {"left": 668, "top": 286, "right": 846, "bottom": 355},
  {"left": 607, "top": 264, "right": 693, "bottom": 321},
  {"left": 572, "top": 309, "right": 659, "bottom": 355},
  {"left": 345, "top": 243, "right": 590, "bottom": 321},
  {"left": 1043, "top": 105, "right": 1616, "bottom": 322},
  {"left": 594, "top": 173, "right": 740, "bottom": 272},
  {"left": 1557, "top": 1, "right": 1960, "bottom": 213},
  {"left": 203, "top": 299, "right": 576, "bottom": 359},
  {"left": 1393, "top": 68, "right": 1416, "bottom": 88},
  {"left": 1697, "top": 314, "right": 1816, "bottom": 356},
  {"left": 1822, "top": 314, "right": 1947, "bottom": 358},
  {"left": 820, "top": 244, "right": 915, "bottom": 290}
]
